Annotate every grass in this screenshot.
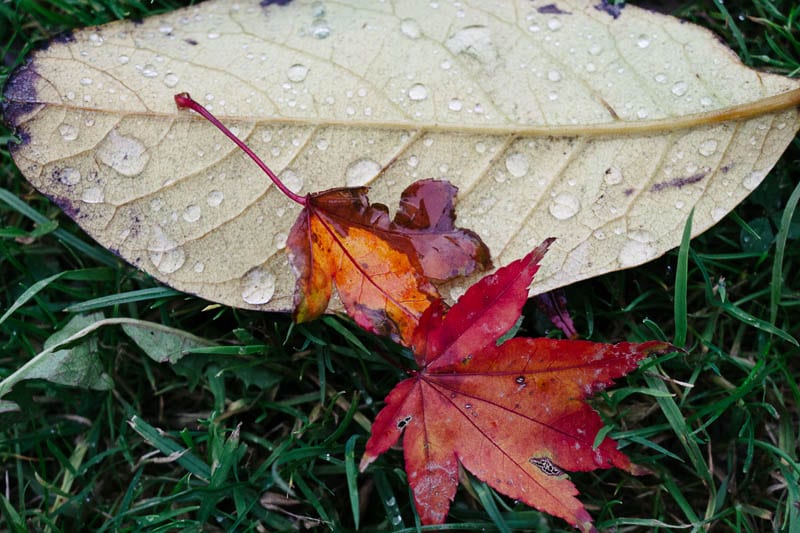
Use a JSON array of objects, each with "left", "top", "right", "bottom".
[{"left": 1, "top": 0, "right": 799, "bottom": 531}]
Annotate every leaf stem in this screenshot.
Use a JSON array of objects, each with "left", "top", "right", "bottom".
[{"left": 174, "top": 92, "right": 306, "bottom": 206}]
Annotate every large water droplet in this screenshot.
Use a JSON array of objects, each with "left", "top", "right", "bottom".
[
  {"left": 345, "top": 158, "right": 381, "bottom": 187},
  {"left": 59, "top": 123, "right": 78, "bottom": 141},
  {"left": 698, "top": 139, "right": 718, "bottom": 157},
  {"left": 147, "top": 225, "right": 186, "bottom": 274},
  {"left": 97, "top": 130, "right": 149, "bottom": 176},
  {"left": 58, "top": 167, "right": 81, "bottom": 185},
  {"left": 743, "top": 169, "right": 766, "bottom": 190},
  {"left": 287, "top": 64, "right": 309, "bottom": 82},
  {"left": 400, "top": 18, "right": 421, "bottom": 39},
  {"left": 273, "top": 232, "right": 288, "bottom": 250},
  {"left": 241, "top": 267, "right": 275, "bottom": 304},
  {"left": 81, "top": 187, "right": 104, "bottom": 204},
  {"left": 549, "top": 193, "right": 581, "bottom": 220},
  {"left": 505, "top": 152, "right": 529, "bottom": 177},
  {"left": 408, "top": 83, "right": 428, "bottom": 101}
]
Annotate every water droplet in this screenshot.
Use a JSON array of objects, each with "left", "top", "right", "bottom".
[
  {"left": 400, "top": 18, "right": 421, "bottom": 39},
  {"left": 618, "top": 230, "right": 657, "bottom": 267},
  {"left": 654, "top": 73, "right": 667, "bottom": 83},
  {"left": 59, "top": 123, "right": 78, "bottom": 141},
  {"left": 147, "top": 226, "right": 185, "bottom": 274},
  {"left": 547, "top": 18, "right": 562, "bottom": 31},
  {"left": 183, "top": 204, "right": 201, "bottom": 222},
  {"left": 311, "top": 19, "right": 331, "bottom": 39},
  {"left": 515, "top": 376, "right": 526, "bottom": 384},
  {"left": 207, "top": 31, "right": 220, "bottom": 39},
  {"left": 407, "top": 155, "right": 419, "bottom": 167},
  {"left": 505, "top": 152, "right": 530, "bottom": 177},
  {"left": 141, "top": 64, "right": 158, "bottom": 78},
  {"left": 448, "top": 98, "right": 463, "bottom": 111},
  {"left": 280, "top": 169, "right": 304, "bottom": 193},
  {"left": 547, "top": 91, "right": 558, "bottom": 101},
  {"left": 345, "top": 158, "right": 381, "bottom": 187},
  {"left": 118, "top": 54, "right": 130, "bottom": 64},
  {"left": 97, "top": 130, "right": 149, "bottom": 176},
  {"left": 193, "top": 262, "right": 205, "bottom": 273},
  {"left": 588, "top": 44, "right": 602, "bottom": 56},
  {"left": 547, "top": 70, "right": 562, "bottom": 82},
  {"left": 58, "top": 167, "right": 81, "bottom": 185},
  {"left": 637, "top": 108, "right": 649, "bottom": 119},
  {"left": 464, "top": 403, "right": 472, "bottom": 409},
  {"left": 81, "top": 187, "right": 104, "bottom": 204},
  {"left": 316, "top": 138, "right": 329, "bottom": 150},
  {"left": 408, "top": 83, "right": 428, "bottom": 101},
  {"left": 604, "top": 166, "right": 623, "bottom": 185},
  {"left": 287, "top": 63, "right": 309, "bottom": 82},
  {"left": 700, "top": 96, "right": 713, "bottom": 106},
  {"left": 743, "top": 169, "right": 766, "bottom": 190},
  {"left": 440, "top": 59, "right": 452, "bottom": 70},
  {"left": 711, "top": 207, "right": 727, "bottom": 221},
  {"left": 150, "top": 198, "right": 162, "bottom": 212},
  {"left": 273, "top": 232, "right": 288, "bottom": 250},
  {"left": 475, "top": 142, "right": 487, "bottom": 154},
  {"left": 163, "top": 72, "right": 179, "bottom": 87},
  {"left": 207, "top": 190, "right": 224, "bottom": 207},
  {"left": 79, "top": 77, "right": 93, "bottom": 86},
  {"left": 241, "top": 267, "right": 275, "bottom": 304},
  {"left": 698, "top": 139, "right": 718, "bottom": 157},
  {"left": 549, "top": 193, "right": 581, "bottom": 220},
  {"left": 671, "top": 81, "right": 688, "bottom": 96},
  {"left": 636, "top": 34, "right": 650, "bottom": 48}
]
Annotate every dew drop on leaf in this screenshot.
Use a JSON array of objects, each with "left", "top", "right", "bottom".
[
  {"left": 408, "top": 83, "right": 428, "bottom": 101},
  {"left": 97, "top": 130, "right": 149, "bottom": 176},
  {"left": 505, "top": 152, "right": 530, "bottom": 177},
  {"left": 287, "top": 63, "right": 309, "bottom": 82},
  {"left": 240, "top": 267, "right": 276, "bottom": 305},
  {"left": 345, "top": 158, "right": 381, "bottom": 187},
  {"left": 548, "top": 192, "right": 580, "bottom": 220}
]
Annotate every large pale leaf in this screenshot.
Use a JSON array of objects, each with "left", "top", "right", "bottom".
[{"left": 4, "top": 0, "right": 799, "bottom": 311}]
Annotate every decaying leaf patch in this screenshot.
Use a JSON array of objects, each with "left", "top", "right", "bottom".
[{"left": 3, "top": 0, "right": 800, "bottom": 311}]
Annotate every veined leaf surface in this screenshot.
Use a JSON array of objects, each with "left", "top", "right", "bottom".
[{"left": 4, "top": 0, "right": 799, "bottom": 310}]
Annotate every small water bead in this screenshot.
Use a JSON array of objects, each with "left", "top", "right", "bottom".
[
  {"left": 194, "top": 262, "right": 205, "bottom": 273},
  {"left": 547, "top": 18, "right": 562, "bottom": 31},
  {"left": 547, "top": 70, "right": 562, "bottom": 82},
  {"left": 407, "top": 155, "right": 419, "bottom": 167},
  {"left": 182, "top": 204, "right": 201, "bottom": 222},
  {"left": 547, "top": 91, "right": 558, "bottom": 101},
  {"left": 150, "top": 198, "right": 163, "bottom": 211},
  {"left": 311, "top": 19, "right": 331, "bottom": 39},
  {"left": 287, "top": 64, "right": 309, "bottom": 82},
  {"left": 160, "top": 72, "right": 179, "bottom": 87},
  {"left": 448, "top": 98, "right": 463, "bottom": 111},
  {"left": 505, "top": 152, "right": 529, "bottom": 177},
  {"left": 549, "top": 193, "right": 580, "bottom": 220},
  {"left": 345, "top": 158, "right": 381, "bottom": 187},
  {"left": 474, "top": 142, "right": 487, "bottom": 154},
  {"left": 700, "top": 97, "right": 713, "bottom": 107},
  {"left": 400, "top": 18, "right": 421, "bottom": 39},
  {"left": 80, "top": 77, "right": 93, "bottom": 86},
  {"left": 316, "top": 138, "right": 329, "bottom": 150},
  {"left": 59, "top": 123, "right": 78, "bottom": 141},
  {"left": 604, "top": 166, "right": 623, "bottom": 185},
  {"left": 81, "top": 186, "right": 104, "bottom": 204},
  {"left": 207, "top": 190, "right": 224, "bottom": 207},
  {"left": 280, "top": 169, "right": 304, "bottom": 193},
  {"left": 240, "top": 267, "right": 276, "bottom": 304},
  {"left": 743, "top": 169, "right": 767, "bottom": 190},
  {"left": 141, "top": 64, "right": 159, "bottom": 78},
  {"left": 671, "top": 81, "right": 688, "bottom": 96},
  {"left": 588, "top": 44, "right": 602, "bottom": 56},
  {"left": 711, "top": 207, "right": 727, "bottom": 222},
  {"left": 408, "top": 83, "right": 428, "bottom": 101},
  {"left": 636, "top": 34, "right": 650, "bottom": 48},
  {"left": 118, "top": 54, "right": 130, "bottom": 64},
  {"left": 698, "top": 139, "right": 718, "bottom": 157},
  {"left": 273, "top": 232, "right": 288, "bottom": 250},
  {"left": 440, "top": 59, "right": 452, "bottom": 70},
  {"left": 207, "top": 31, "right": 220, "bottom": 39},
  {"left": 653, "top": 73, "right": 667, "bottom": 83}
]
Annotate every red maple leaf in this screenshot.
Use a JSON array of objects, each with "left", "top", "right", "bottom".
[
  {"left": 174, "top": 93, "right": 490, "bottom": 344},
  {"left": 360, "top": 239, "right": 673, "bottom": 531}
]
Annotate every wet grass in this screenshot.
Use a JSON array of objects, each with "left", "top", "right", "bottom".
[{"left": 1, "top": 0, "right": 799, "bottom": 531}]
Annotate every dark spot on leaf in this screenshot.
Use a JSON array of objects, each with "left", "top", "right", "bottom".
[
  {"left": 2, "top": 61, "right": 43, "bottom": 129},
  {"left": 721, "top": 165, "right": 731, "bottom": 174},
  {"left": 461, "top": 354, "right": 473, "bottom": 365},
  {"left": 650, "top": 172, "right": 706, "bottom": 192},
  {"left": 624, "top": 188, "right": 635, "bottom": 196},
  {"left": 537, "top": 3, "right": 571, "bottom": 15},
  {"left": 529, "top": 456, "right": 565, "bottom": 476},
  {"left": 594, "top": 0, "right": 625, "bottom": 19},
  {"left": 184, "top": 38, "right": 198, "bottom": 46},
  {"left": 261, "top": 0, "right": 292, "bottom": 5}
]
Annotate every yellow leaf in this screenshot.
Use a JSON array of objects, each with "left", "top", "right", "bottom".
[{"left": 4, "top": 0, "right": 799, "bottom": 310}]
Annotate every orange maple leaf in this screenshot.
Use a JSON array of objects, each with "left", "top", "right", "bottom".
[
  {"left": 360, "top": 240, "right": 673, "bottom": 531},
  {"left": 174, "top": 93, "right": 490, "bottom": 344}
]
